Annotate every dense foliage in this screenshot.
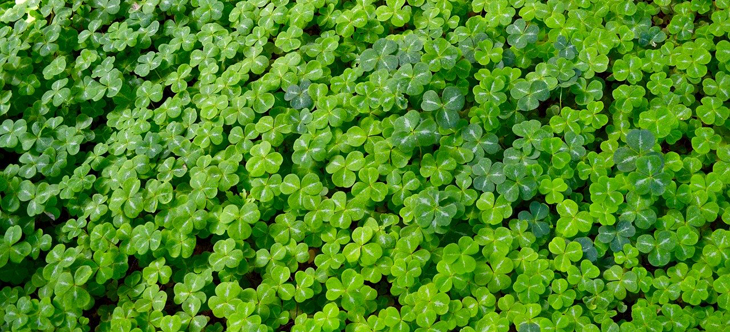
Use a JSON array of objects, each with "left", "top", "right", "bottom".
[{"left": 2, "top": 0, "right": 730, "bottom": 331}]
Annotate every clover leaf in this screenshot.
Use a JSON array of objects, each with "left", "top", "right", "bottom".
[
  {"left": 613, "top": 129, "right": 657, "bottom": 172},
  {"left": 636, "top": 231, "right": 678, "bottom": 267},
  {"left": 510, "top": 80, "right": 550, "bottom": 111},
  {"left": 506, "top": 19, "right": 538, "bottom": 49}
]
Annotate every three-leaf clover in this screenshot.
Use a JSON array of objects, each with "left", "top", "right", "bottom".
[
  {"left": 613, "top": 129, "right": 656, "bottom": 172},
  {"left": 556, "top": 199, "right": 592, "bottom": 238},
  {"left": 510, "top": 80, "right": 550, "bottom": 111},
  {"left": 421, "top": 87, "right": 465, "bottom": 129},
  {"left": 628, "top": 155, "right": 671, "bottom": 196},
  {"left": 548, "top": 237, "right": 582, "bottom": 272},
  {"left": 414, "top": 188, "right": 460, "bottom": 234},
  {"left": 603, "top": 265, "right": 638, "bottom": 300},
  {"left": 443, "top": 236, "right": 479, "bottom": 273},
  {"left": 539, "top": 178, "right": 568, "bottom": 204},
  {"left": 360, "top": 38, "right": 399, "bottom": 71},
  {"left": 597, "top": 221, "right": 636, "bottom": 252},
  {"left": 246, "top": 142, "right": 283, "bottom": 177},
  {"left": 208, "top": 239, "right": 243, "bottom": 271},
  {"left": 636, "top": 231, "right": 678, "bottom": 267},
  {"left": 506, "top": 19, "right": 538, "bottom": 49}
]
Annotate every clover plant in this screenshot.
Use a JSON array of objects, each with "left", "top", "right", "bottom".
[{"left": 2, "top": 0, "right": 730, "bottom": 331}]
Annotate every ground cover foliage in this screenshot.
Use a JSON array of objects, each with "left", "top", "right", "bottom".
[{"left": 2, "top": 0, "right": 730, "bottom": 331}]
